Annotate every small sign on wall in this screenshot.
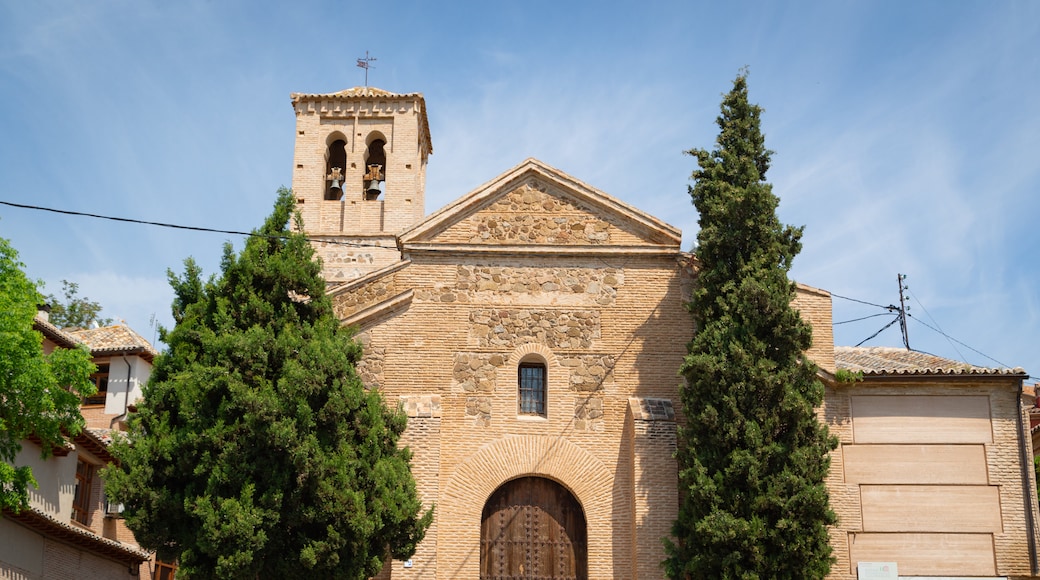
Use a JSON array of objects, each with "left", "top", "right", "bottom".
[{"left": 858, "top": 562, "right": 898, "bottom": 579}]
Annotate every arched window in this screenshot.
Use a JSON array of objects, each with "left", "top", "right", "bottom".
[
  {"left": 364, "top": 137, "right": 386, "bottom": 200},
  {"left": 518, "top": 359, "right": 547, "bottom": 416},
  {"left": 325, "top": 138, "right": 347, "bottom": 200}
]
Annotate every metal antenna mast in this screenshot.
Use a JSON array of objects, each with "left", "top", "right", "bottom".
[
  {"left": 897, "top": 273, "right": 911, "bottom": 350},
  {"left": 356, "top": 51, "right": 377, "bottom": 87}
]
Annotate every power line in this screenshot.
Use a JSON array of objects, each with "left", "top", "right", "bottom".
[
  {"left": 854, "top": 316, "right": 902, "bottom": 347},
  {"left": 906, "top": 286, "right": 966, "bottom": 363},
  {"left": 0, "top": 200, "right": 390, "bottom": 250},
  {"left": 841, "top": 274, "right": 1015, "bottom": 370},
  {"left": 834, "top": 312, "right": 897, "bottom": 326},
  {"left": 906, "top": 313, "right": 1012, "bottom": 369},
  {"left": 829, "top": 292, "right": 894, "bottom": 311}
]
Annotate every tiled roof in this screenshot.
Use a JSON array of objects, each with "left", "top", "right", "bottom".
[
  {"left": 3, "top": 506, "right": 150, "bottom": 564},
  {"left": 290, "top": 86, "right": 423, "bottom": 100},
  {"left": 85, "top": 427, "right": 116, "bottom": 446},
  {"left": 76, "top": 428, "right": 122, "bottom": 465},
  {"left": 835, "top": 346, "right": 1026, "bottom": 376},
  {"left": 33, "top": 313, "right": 80, "bottom": 349},
  {"left": 67, "top": 324, "right": 159, "bottom": 360}
]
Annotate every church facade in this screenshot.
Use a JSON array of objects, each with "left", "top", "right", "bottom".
[{"left": 288, "top": 87, "right": 1040, "bottom": 579}]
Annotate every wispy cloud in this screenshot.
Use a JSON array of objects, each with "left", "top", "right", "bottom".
[{"left": 1, "top": 1, "right": 1036, "bottom": 376}]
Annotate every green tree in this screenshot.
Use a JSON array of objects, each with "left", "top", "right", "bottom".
[
  {"left": 664, "top": 72, "right": 837, "bottom": 578},
  {"left": 45, "top": 279, "right": 113, "bottom": 329},
  {"left": 106, "top": 189, "right": 430, "bottom": 579},
  {"left": 0, "top": 237, "right": 96, "bottom": 513}
]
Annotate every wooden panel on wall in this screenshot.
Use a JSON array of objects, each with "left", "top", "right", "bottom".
[
  {"left": 851, "top": 395, "right": 992, "bottom": 443},
  {"left": 848, "top": 532, "right": 996, "bottom": 576},
  {"left": 843, "top": 444, "right": 988, "bottom": 484},
  {"left": 860, "top": 485, "right": 1002, "bottom": 532}
]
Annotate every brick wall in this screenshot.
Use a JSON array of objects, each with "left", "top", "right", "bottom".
[
  {"left": 336, "top": 243, "right": 692, "bottom": 578},
  {"left": 291, "top": 90, "right": 429, "bottom": 283},
  {"left": 824, "top": 379, "right": 1040, "bottom": 578}
]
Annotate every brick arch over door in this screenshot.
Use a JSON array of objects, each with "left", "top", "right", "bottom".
[
  {"left": 441, "top": 435, "right": 615, "bottom": 579},
  {"left": 481, "top": 476, "right": 587, "bottom": 579}
]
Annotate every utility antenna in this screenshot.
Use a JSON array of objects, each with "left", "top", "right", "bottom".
[
  {"left": 356, "top": 51, "right": 377, "bottom": 87},
  {"left": 897, "top": 273, "right": 911, "bottom": 350}
]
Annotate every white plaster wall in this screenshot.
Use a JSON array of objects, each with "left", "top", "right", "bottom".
[
  {"left": 14, "top": 441, "right": 77, "bottom": 519},
  {"left": 103, "top": 355, "right": 151, "bottom": 415}
]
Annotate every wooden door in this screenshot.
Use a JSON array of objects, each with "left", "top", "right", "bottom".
[{"left": 480, "top": 476, "right": 587, "bottom": 580}]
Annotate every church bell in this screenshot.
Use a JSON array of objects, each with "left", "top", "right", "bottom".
[{"left": 365, "top": 179, "right": 382, "bottom": 198}]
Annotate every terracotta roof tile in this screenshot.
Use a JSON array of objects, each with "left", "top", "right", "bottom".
[
  {"left": 67, "top": 324, "right": 158, "bottom": 360},
  {"left": 290, "top": 86, "right": 422, "bottom": 100},
  {"left": 3, "top": 505, "right": 150, "bottom": 563},
  {"left": 84, "top": 427, "right": 117, "bottom": 447},
  {"left": 33, "top": 313, "right": 81, "bottom": 349},
  {"left": 835, "top": 346, "right": 1026, "bottom": 376}
]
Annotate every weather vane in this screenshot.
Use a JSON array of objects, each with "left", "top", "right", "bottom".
[{"left": 357, "top": 51, "right": 377, "bottom": 87}]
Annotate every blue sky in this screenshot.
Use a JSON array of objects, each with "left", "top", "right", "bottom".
[{"left": 1, "top": 1, "right": 1037, "bottom": 379}]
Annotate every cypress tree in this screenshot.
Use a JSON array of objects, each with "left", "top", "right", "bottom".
[
  {"left": 664, "top": 72, "right": 836, "bottom": 578},
  {"left": 107, "top": 189, "right": 430, "bottom": 579}
]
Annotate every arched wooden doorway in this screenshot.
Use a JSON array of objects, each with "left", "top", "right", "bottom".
[{"left": 480, "top": 476, "right": 588, "bottom": 580}]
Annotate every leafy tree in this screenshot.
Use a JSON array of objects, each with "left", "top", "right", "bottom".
[
  {"left": 664, "top": 72, "right": 837, "bottom": 578},
  {"left": 0, "top": 237, "right": 96, "bottom": 513},
  {"left": 45, "top": 279, "right": 113, "bottom": 328},
  {"left": 106, "top": 189, "right": 430, "bottom": 579}
]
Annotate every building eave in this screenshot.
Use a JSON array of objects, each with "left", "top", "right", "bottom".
[{"left": 3, "top": 506, "right": 149, "bottom": 566}]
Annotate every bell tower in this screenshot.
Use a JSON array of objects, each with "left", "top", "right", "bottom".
[{"left": 289, "top": 87, "right": 432, "bottom": 282}]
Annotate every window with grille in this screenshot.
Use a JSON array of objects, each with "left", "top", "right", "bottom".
[
  {"left": 518, "top": 362, "right": 546, "bottom": 416},
  {"left": 72, "top": 459, "right": 95, "bottom": 524}
]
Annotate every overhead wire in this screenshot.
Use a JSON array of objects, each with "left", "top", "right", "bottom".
[
  {"left": 0, "top": 200, "right": 391, "bottom": 250},
  {"left": 906, "top": 313, "right": 1011, "bottom": 369},
  {"left": 829, "top": 292, "right": 893, "bottom": 310},
  {"left": 854, "top": 316, "right": 902, "bottom": 347},
  {"left": 905, "top": 287, "right": 967, "bottom": 363},
  {"left": 829, "top": 291, "right": 901, "bottom": 344},
  {"left": 5, "top": 199, "right": 1019, "bottom": 368},
  {"left": 833, "top": 312, "right": 897, "bottom": 325}
]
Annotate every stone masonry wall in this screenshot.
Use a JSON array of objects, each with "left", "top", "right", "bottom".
[
  {"left": 332, "top": 272, "right": 401, "bottom": 322},
  {"left": 434, "top": 180, "right": 649, "bottom": 246},
  {"left": 351, "top": 252, "right": 694, "bottom": 579},
  {"left": 455, "top": 264, "right": 622, "bottom": 305},
  {"left": 313, "top": 238, "right": 400, "bottom": 284},
  {"left": 467, "top": 308, "right": 600, "bottom": 349}
]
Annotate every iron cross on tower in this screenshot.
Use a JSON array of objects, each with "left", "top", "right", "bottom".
[{"left": 357, "top": 51, "right": 377, "bottom": 86}]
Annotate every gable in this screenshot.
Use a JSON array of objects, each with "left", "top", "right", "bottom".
[{"left": 401, "top": 159, "right": 681, "bottom": 253}]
